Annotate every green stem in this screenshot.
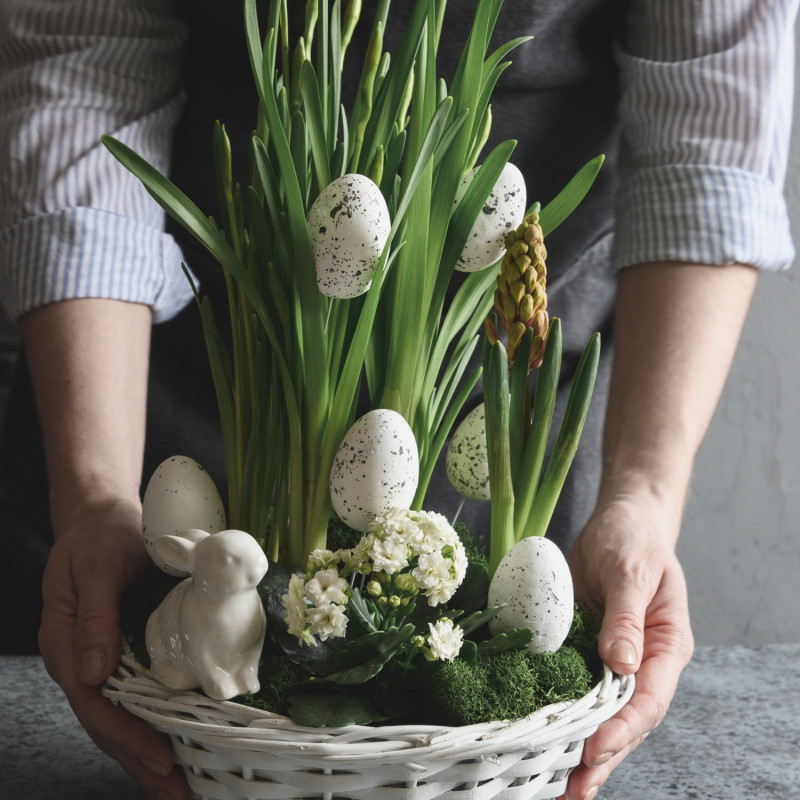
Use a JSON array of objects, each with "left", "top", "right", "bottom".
[
  {"left": 484, "top": 339, "right": 515, "bottom": 577},
  {"left": 513, "top": 319, "right": 562, "bottom": 536}
]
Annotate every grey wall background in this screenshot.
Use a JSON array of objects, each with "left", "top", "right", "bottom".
[{"left": 677, "top": 21, "right": 800, "bottom": 646}]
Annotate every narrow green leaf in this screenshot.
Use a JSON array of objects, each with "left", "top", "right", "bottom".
[
  {"left": 514, "top": 318, "right": 562, "bottom": 536},
  {"left": 422, "top": 266, "right": 495, "bottom": 407},
  {"left": 476, "top": 628, "right": 534, "bottom": 658},
  {"left": 457, "top": 605, "right": 503, "bottom": 636},
  {"left": 539, "top": 155, "right": 604, "bottom": 237},
  {"left": 414, "top": 365, "right": 481, "bottom": 508},
  {"left": 432, "top": 140, "right": 515, "bottom": 321},
  {"left": 509, "top": 328, "right": 534, "bottom": 483},
  {"left": 301, "top": 60, "right": 332, "bottom": 191},
  {"left": 484, "top": 339, "right": 515, "bottom": 576},
  {"left": 525, "top": 332, "right": 600, "bottom": 538}
]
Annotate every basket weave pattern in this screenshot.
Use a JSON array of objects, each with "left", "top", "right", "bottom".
[{"left": 104, "top": 654, "right": 634, "bottom": 800}]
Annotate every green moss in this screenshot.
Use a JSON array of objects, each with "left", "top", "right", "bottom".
[
  {"left": 564, "top": 601, "right": 603, "bottom": 680},
  {"left": 403, "top": 643, "right": 595, "bottom": 726},
  {"left": 325, "top": 516, "right": 364, "bottom": 552},
  {"left": 240, "top": 652, "right": 309, "bottom": 713},
  {"left": 453, "top": 521, "right": 489, "bottom": 569}
]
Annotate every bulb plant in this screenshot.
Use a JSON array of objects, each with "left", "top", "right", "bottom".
[
  {"left": 108, "top": 0, "right": 607, "bottom": 724},
  {"left": 482, "top": 204, "right": 602, "bottom": 576},
  {"left": 105, "top": 0, "right": 545, "bottom": 570}
]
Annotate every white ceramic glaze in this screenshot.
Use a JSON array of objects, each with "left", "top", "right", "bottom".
[{"left": 145, "top": 528, "right": 268, "bottom": 700}]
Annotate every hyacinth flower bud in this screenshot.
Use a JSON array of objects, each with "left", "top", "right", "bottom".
[{"left": 487, "top": 210, "right": 549, "bottom": 369}]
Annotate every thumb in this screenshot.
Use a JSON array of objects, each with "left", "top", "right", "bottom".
[
  {"left": 74, "top": 575, "right": 124, "bottom": 686},
  {"left": 597, "top": 581, "right": 646, "bottom": 675}
]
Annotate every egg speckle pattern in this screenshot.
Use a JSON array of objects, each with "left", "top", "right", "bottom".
[
  {"left": 454, "top": 162, "right": 527, "bottom": 272},
  {"left": 446, "top": 403, "right": 490, "bottom": 501},
  {"left": 330, "top": 409, "right": 419, "bottom": 532},
  {"left": 307, "top": 173, "right": 391, "bottom": 299},
  {"left": 487, "top": 536, "right": 574, "bottom": 654},
  {"left": 142, "top": 456, "right": 227, "bottom": 576}
]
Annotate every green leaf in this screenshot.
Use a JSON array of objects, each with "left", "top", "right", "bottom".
[
  {"left": 514, "top": 318, "right": 562, "bottom": 536},
  {"left": 458, "top": 639, "right": 478, "bottom": 664},
  {"left": 526, "top": 332, "right": 600, "bottom": 537},
  {"left": 476, "top": 628, "right": 535, "bottom": 658},
  {"left": 509, "top": 327, "right": 534, "bottom": 482},
  {"left": 414, "top": 364, "right": 481, "bottom": 507},
  {"left": 301, "top": 60, "right": 331, "bottom": 191},
  {"left": 539, "top": 155, "right": 604, "bottom": 237},
  {"left": 347, "top": 588, "right": 379, "bottom": 634},
  {"left": 484, "top": 339, "right": 515, "bottom": 576},
  {"left": 323, "top": 624, "right": 416, "bottom": 684},
  {"left": 449, "top": 561, "right": 490, "bottom": 615},
  {"left": 433, "top": 139, "right": 515, "bottom": 316},
  {"left": 287, "top": 690, "right": 390, "bottom": 727},
  {"left": 457, "top": 605, "right": 504, "bottom": 636},
  {"left": 358, "top": 1, "right": 426, "bottom": 173}
]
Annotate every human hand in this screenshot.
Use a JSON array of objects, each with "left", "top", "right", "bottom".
[
  {"left": 562, "top": 492, "right": 694, "bottom": 800},
  {"left": 38, "top": 497, "right": 191, "bottom": 800}
]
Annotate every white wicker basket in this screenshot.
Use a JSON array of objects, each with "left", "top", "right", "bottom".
[{"left": 103, "top": 653, "right": 633, "bottom": 800}]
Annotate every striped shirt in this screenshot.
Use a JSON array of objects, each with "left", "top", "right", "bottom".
[{"left": 0, "top": 0, "right": 797, "bottom": 324}]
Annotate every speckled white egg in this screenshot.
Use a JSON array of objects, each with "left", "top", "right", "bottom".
[
  {"left": 307, "top": 173, "right": 391, "bottom": 299},
  {"left": 446, "top": 403, "right": 490, "bottom": 501},
  {"left": 454, "top": 162, "right": 526, "bottom": 272},
  {"left": 488, "top": 536, "right": 574, "bottom": 653},
  {"left": 330, "top": 409, "right": 419, "bottom": 532},
  {"left": 142, "top": 456, "right": 227, "bottom": 576}
]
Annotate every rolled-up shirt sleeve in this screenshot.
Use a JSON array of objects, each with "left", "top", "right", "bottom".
[
  {"left": 612, "top": 0, "right": 800, "bottom": 272},
  {"left": 0, "top": 0, "right": 193, "bottom": 323}
]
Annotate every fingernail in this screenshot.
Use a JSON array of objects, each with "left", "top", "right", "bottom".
[
  {"left": 142, "top": 757, "right": 171, "bottom": 778},
  {"left": 584, "top": 786, "right": 600, "bottom": 800},
  {"left": 609, "top": 638, "right": 637, "bottom": 667},
  {"left": 78, "top": 647, "right": 107, "bottom": 683},
  {"left": 589, "top": 751, "right": 614, "bottom": 767}
]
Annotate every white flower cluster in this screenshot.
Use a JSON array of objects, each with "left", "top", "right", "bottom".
[
  {"left": 427, "top": 618, "right": 464, "bottom": 662},
  {"left": 282, "top": 508, "right": 469, "bottom": 653},
  {"left": 283, "top": 565, "right": 350, "bottom": 647},
  {"left": 361, "top": 507, "right": 469, "bottom": 606}
]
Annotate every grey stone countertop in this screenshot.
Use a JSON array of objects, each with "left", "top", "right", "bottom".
[{"left": 1, "top": 645, "right": 798, "bottom": 799}]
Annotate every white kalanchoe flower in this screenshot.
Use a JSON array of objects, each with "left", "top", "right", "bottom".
[
  {"left": 304, "top": 567, "right": 349, "bottom": 606},
  {"left": 351, "top": 533, "right": 374, "bottom": 571},
  {"left": 413, "top": 550, "right": 459, "bottom": 606},
  {"left": 427, "top": 618, "right": 464, "bottom": 662},
  {"left": 307, "top": 548, "right": 342, "bottom": 570},
  {"left": 307, "top": 602, "right": 349, "bottom": 641},
  {"left": 283, "top": 560, "right": 352, "bottom": 647},
  {"left": 367, "top": 508, "right": 468, "bottom": 605},
  {"left": 283, "top": 573, "right": 315, "bottom": 647},
  {"left": 370, "top": 532, "right": 410, "bottom": 574}
]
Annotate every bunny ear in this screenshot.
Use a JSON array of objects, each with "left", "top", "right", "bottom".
[
  {"left": 154, "top": 534, "right": 200, "bottom": 574},
  {"left": 177, "top": 528, "right": 211, "bottom": 544}
]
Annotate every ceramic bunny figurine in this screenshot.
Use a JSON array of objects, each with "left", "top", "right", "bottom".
[{"left": 145, "top": 528, "right": 269, "bottom": 700}]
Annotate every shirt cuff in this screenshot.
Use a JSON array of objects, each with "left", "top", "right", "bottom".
[
  {"left": 611, "top": 165, "right": 796, "bottom": 272},
  {"left": 0, "top": 207, "right": 195, "bottom": 324}
]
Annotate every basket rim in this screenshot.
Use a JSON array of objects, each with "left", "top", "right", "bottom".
[{"left": 103, "top": 653, "right": 634, "bottom": 762}]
